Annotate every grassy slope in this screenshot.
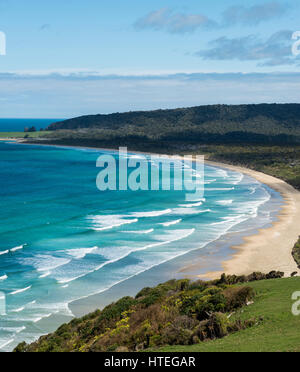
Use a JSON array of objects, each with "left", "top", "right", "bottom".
[
  {"left": 155, "top": 277, "right": 300, "bottom": 352},
  {"left": 0, "top": 131, "right": 51, "bottom": 138}
]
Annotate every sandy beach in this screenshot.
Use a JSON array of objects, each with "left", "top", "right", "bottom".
[{"left": 188, "top": 160, "right": 300, "bottom": 280}]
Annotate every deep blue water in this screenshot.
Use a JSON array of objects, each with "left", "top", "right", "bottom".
[
  {"left": 0, "top": 141, "right": 282, "bottom": 350},
  {"left": 0, "top": 118, "right": 63, "bottom": 132}
]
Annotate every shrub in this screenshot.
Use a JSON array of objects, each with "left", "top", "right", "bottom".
[
  {"left": 193, "top": 312, "right": 229, "bottom": 341},
  {"left": 223, "top": 286, "right": 255, "bottom": 311},
  {"left": 266, "top": 271, "right": 284, "bottom": 279},
  {"left": 160, "top": 325, "right": 193, "bottom": 346}
]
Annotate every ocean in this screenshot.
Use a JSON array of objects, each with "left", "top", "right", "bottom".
[
  {"left": 0, "top": 140, "right": 283, "bottom": 351},
  {"left": 0, "top": 118, "right": 63, "bottom": 132}
]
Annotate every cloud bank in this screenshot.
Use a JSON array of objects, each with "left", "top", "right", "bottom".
[{"left": 1, "top": 72, "right": 300, "bottom": 118}]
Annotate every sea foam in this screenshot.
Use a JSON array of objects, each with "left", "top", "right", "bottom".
[
  {"left": 10, "top": 245, "right": 25, "bottom": 253},
  {"left": 159, "top": 219, "right": 182, "bottom": 227},
  {"left": 10, "top": 286, "right": 31, "bottom": 296}
]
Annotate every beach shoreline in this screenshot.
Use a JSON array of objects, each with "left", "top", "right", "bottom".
[
  {"left": 10, "top": 140, "right": 300, "bottom": 279},
  {"left": 192, "top": 160, "right": 300, "bottom": 279}
]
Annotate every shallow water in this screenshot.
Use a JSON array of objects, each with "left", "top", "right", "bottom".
[{"left": 0, "top": 142, "right": 282, "bottom": 350}]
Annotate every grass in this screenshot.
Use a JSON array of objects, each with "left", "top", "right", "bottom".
[
  {"left": 153, "top": 277, "right": 300, "bottom": 352},
  {"left": 0, "top": 131, "right": 51, "bottom": 139}
]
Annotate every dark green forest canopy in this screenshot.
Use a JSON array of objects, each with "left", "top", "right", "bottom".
[{"left": 47, "top": 104, "right": 300, "bottom": 140}]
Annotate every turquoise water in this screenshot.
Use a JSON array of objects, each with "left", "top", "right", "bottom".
[{"left": 0, "top": 142, "right": 282, "bottom": 350}]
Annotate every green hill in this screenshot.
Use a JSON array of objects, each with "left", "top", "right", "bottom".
[
  {"left": 15, "top": 271, "right": 298, "bottom": 353},
  {"left": 155, "top": 276, "right": 300, "bottom": 352},
  {"left": 47, "top": 104, "right": 300, "bottom": 145}
]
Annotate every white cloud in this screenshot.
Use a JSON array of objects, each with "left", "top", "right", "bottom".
[
  {"left": 223, "top": 1, "right": 287, "bottom": 26},
  {"left": 135, "top": 8, "right": 217, "bottom": 34},
  {"left": 197, "top": 30, "right": 296, "bottom": 66}
]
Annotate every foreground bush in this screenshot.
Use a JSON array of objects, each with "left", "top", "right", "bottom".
[
  {"left": 293, "top": 237, "right": 300, "bottom": 268},
  {"left": 14, "top": 271, "right": 282, "bottom": 353}
]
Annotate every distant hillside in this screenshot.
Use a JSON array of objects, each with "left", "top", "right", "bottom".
[{"left": 47, "top": 104, "right": 300, "bottom": 144}]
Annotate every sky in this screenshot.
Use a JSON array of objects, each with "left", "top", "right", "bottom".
[{"left": 0, "top": 0, "right": 300, "bottom": 118}]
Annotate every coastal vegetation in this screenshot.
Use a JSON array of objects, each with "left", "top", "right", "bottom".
[
  {"left": 156, "top": 276, "right": 300, "bottom": 352},
  {"left": 293, "top": 237, "right": 300, "bottom": 268},
  {"left": 47, "top": 104, "right": 300, "bottom": 145},
  {"left": 0, "top": 131, "right": 51, "bottom": 139},
  {"left": 14, "top": 271, "right": 285, "bottom": 352}
]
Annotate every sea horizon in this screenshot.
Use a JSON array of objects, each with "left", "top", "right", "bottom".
[{"left": 0, "top": 118, "right": 64, "bottom": 132}]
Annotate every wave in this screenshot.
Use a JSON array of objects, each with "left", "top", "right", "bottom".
[
  {"left": 33, "top": 313, "right": 53, "bottom": 323},
  {"left": 10, "top": 286, "right": 32, "bottom": 296},
  {"left": 249, "top": 186, "right": 257, "bottom": 195},
  {"left": 159, "top": 219, "right": 182, "bottom": 227},
  {"left": 122, "top": 229, "right": 154, "bottom": 235},
  {"left": 67, "top": 230, "right": 199, "bottom": 304},
  {"left": 92, "top": 219, "right": 138, "bottom": 231},
  {"left": 0, "top": 275, "right": 7, "bottom": 281},
  {"left": 230, "top": 192, "right": 271, "bottom": 218},
  {"left": 172, "top": 208, "right": 211, "bottom": 216},
  {"left": 217, "top": 200, "right": 233, "bottom": 206},
  {"left": 88, "top": 215, "right": 138, "bottom": 231},
  {"left": 0, "top": 339, "right": 14, "bottom": 350},
  {"left": 25, "top": 255, "right": 72, "bottom": 273},
  {"left": 9, "top": 302, "right": 74, "bottom": 325},
  {"left": 11, "top": 306, "right": 25, "bottom": 313},
  {"left": 128, "top": 154, "right": 146, "bottom": 160},
  {"left": 39, "top": 272, "right": 51, "bottom": 279},
  {"left": 206, "top": 166, "right": 229, "bottom": 179},
  {"left": 0, "top": 244, "right": 26, "bottom": 255},
  {"left": 178, "top": 201, "right": 204, "bottom": 208},
  {"left": 0, "top": 326, "right": 26, "bottom": 334},
  {"left": 65, "top": 246, "right": 98, "bottom": 259},
  {"left": 204, "top": 179, "right": 217, "bottom": 184},
  {"left": 58, "top": 229, "right": 195, "bottom": 285},
  {"left": 94, "top": 229, "right": 195, "bottom": 272},
  {"left": 209, "top": 215, "right": 247, "bottom": 227},
  {"left": 10, "top": 244, "right": 26, "bottom": 253},
  {"left": 206, "top": 187, "right": 235, "bottom": 191},
  {"left": 230, "top": 173, "right": 244, "bottom": 185},
  {"left": 130, "top": 209, "right": 172, "bottom": 218}
]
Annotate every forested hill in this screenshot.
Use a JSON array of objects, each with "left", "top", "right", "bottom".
[{"left": 47, "top": 104, "right": 300, "bottom": 143}]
